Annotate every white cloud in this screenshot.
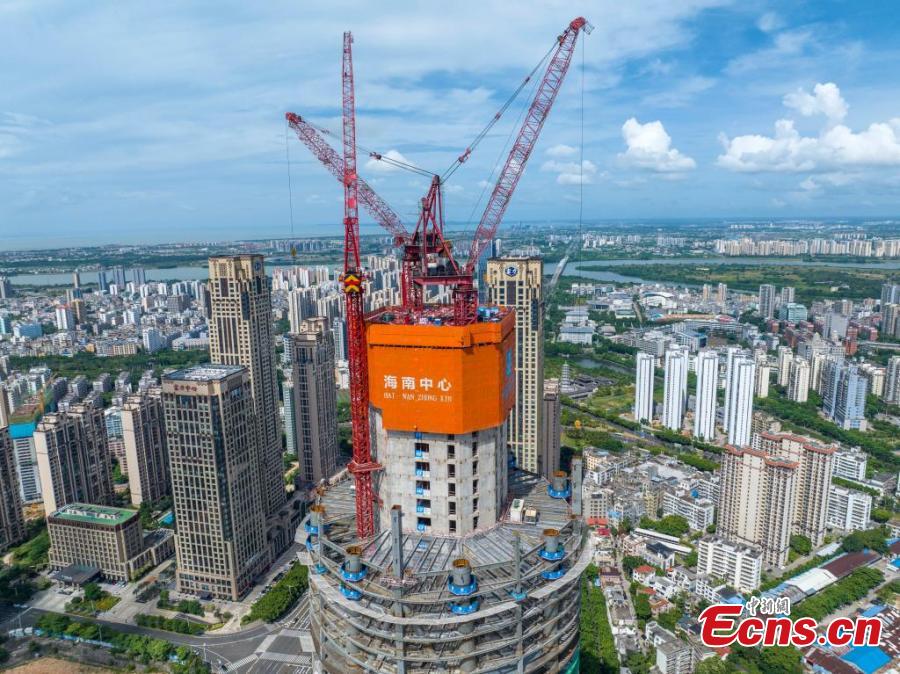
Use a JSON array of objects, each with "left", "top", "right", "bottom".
[
  {"left": 718, "top": 83, "right": 900, "bottom": 172},
  {"left": 618, "top": 118, "right": 696, "bottom": 172},
  {"left": 541, "top": 159, "right": 598, "bottom": 185},
  {"left": 364, "top": 149, "right": 413, "bottom": 173},
  {"left": 756, "top": 12, "right": 782, "bottom": 33},
  {"left": 783, "top": 82, "right": 847, "bottom": 122},
  {"left": 546, "top": 144, "right": 577, "bottom": 158}
]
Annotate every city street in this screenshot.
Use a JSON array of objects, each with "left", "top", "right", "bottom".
[{"left": 1, "top": 593, "right": 315, "bottom": 673}]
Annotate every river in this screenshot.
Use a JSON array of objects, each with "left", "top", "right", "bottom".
[
  {"left": 9, "top": 256, "right": 900, "bottom": 287},
  {"left": 542, "top": 257, "right": 900, "bottom": 285}
]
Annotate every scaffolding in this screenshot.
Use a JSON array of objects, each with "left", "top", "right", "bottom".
[{"left": 301, "top": 464, "right": 589, "bottom": 674}]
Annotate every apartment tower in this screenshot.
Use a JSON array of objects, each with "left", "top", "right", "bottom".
[
  {"left": 121, "top": 389, "right": 170, "bottom": 506},
  {"left": 207, "top": 255, "right": 285, "bottom": 516},
  {"left": 34, "top": 401, "right": 113, "bottom": 514},
  {"left": 693, "top": 350, "right": 718, "bottom": 441},
  {"left": 0, "top": 426, "right": 26, "bottom": 552},
  {"left": 162, "top": 365, "right": 267, "bottom": 600},
  {"left": 753, "top": 432, "right": 834, "bottom": 547},
  {"left": 661, "top": 347, "right": 688, "bottom": 431},
  {"left": 634, "top": 352, "right": 655, "bottom": 424},
  {"left": 286, "top": 318, "right": 339, "bottom": 485},
  {"left": 718, "top": 445, "right": 797, "bottom": 567},
  {"left": 485, "top": 257, "right": 544, "bottom": 474},
  {"left": 725, "top": 356, "right": 755, "bottom": 447}
]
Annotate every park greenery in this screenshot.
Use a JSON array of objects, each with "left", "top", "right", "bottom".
[
  {"left": 580, "top": 262, "right": 892, "bottom": 303},
  {"left": 157, "top": 590, "right": 204, "bottom": 616},
  {"left": 0, "top": 521, "right": 50, "bottom": 604},
  {"left": 841, "top": 526, "right": 890, "bottom": 554},
  {"left": 245, "top": 562, "right": 309, "bottom": 623},
  {"left": 756, "top": 390, "right": 899, "bottom": 473},
  {"left": 638, "top": 515, "right": 690, "bottom": 538},
  {"left": 135, "top": 613, "right": 206, "bottom": 635},
  {"left": 34, "top": 612, "right": 209, "bottom": 672},
  {"left": 580, "top": 566, "right": 618, "bottom": 673},
  {"left": 65, "top": 583, "right": 119, "bottom": 615},
  {"left": 792, "top": 567, "right": 884, "bottom": 621},
  {"left": 9, "top": 349, "right": 210, "bottom": 388}
]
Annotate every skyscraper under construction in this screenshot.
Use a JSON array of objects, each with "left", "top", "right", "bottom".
[{"left": 302, "top": 305, "right": 589, "bottom": 673}]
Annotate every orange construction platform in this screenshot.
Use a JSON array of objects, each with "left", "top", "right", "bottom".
[{"left": 366, "top": 309, "right": 516, "bottom": 435}]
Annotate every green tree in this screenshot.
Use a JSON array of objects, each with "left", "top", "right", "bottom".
[
  {"left": 789, "top": 535, "right": 811, "bottom": 557},
  {"left": 83, "top": 582, "right": 103, "bottom": 602},
  {"left": 872, "top": 508, "right": 891, "bottom": 523},
  {"left": 634, "top": 592, "right": 652, "bottom": 621}
]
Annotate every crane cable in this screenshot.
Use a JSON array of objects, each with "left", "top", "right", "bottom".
[
  {"left": 578, "top": 27, "right": 585, "bottom": 233},
  {"left": 285, "top": 119, "right": 297, "bottom": 258},
  {"left": 441, "top": 40, "right": 557, "bottom": 183}
]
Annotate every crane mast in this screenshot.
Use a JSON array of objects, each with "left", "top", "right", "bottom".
[{"left": 340, "top": 31, "right": 379, "bottom": 539}]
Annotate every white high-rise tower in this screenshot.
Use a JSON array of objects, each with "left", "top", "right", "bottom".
[
  {"left": 662, "top": 348, "right": 688, "bottom": 431},
  {"left": 693, "top": 350, "right": 718, "bottom": 441},
  {"left": 634, "top": 353, "right": 655, "bottom": 424}
]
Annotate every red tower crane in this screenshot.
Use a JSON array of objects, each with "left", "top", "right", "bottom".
[
  {"left": 285, "top": 18, "right": 590, "bottom": 538},
  {"left": 338, "top": 31, "right": 380, "bottom": 539}
]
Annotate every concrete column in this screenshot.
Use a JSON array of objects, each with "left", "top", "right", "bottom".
[{"left": 572, "top": 458, "right": 583, "bottom": 516}]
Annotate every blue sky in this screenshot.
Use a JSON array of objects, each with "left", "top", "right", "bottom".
[{"left": 2, "top": 1, "right": 900, "bottom": 248}]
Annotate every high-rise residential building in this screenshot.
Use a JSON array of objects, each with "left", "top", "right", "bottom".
[
  {"left": 132, "top": 267, "right": 146, "bottom": 286},
  {"left": 485, "top": 258, "right": 544, "bottom": 473},
  {"left": 286, "top": 318, "right": 339, "bottom": 486},
  {"left": 693, "top": 350, "right": 718, "bottom": 441},
  {"left": 758, "top": 284, "right": 776, "bottom": 319},
  {"left": 661, "top": 347, "right": 688, "bottom": 431},
  {"left": 883, "top": 303, "right": 900, "bottom": 338},
  {"left": 287, "top": 288, "right": 310, "bottom": 334},
  {"left": 282, "top": 379, "right": 297, "bottom": 456},
  {"left": 832, "top": 447, "right": 867, "bottom": 482},
  {"left": 787, "top": 357, "right": 811, "bottom": 403},
  {"left": 207, "top": 255, "right": 285, "bottom": 517},
  {"left": 0, "top": 277, "right": 13, "bottom": 299},
  {"left": 753, "top": 432, "right": 834, "bottom": 546},
  {"left": 541, "top": 378, "right": 562, "bottom": 479},
  {"left": 716, "top": 283, "right": 727, "bottom": 304},
  {"left": 826, "top": 485, "right": 872, "bottom": 531},
  {"left": 725, "top": 356, "right": 755, "bottom": 447},
  {"left": 722, "top": 346, "right": 741, "bottom": 432},
  {"left": 825, "top": 311, "right": 849, "bottom": 340},
  {"left": 822, "top": 361, "right": 868, "bottom": 431},
  {"left": 634, "top": 352, "right": 655, "bottom": 424},
  {"left": 779, "top": 302, "right": 808, "bottom": 322},
  {"left": 696, "top": 536, "right": 762, "bottom": 593},
  {"left": 34, "top": 402, "right": 113, "bottom": 514},
  {"left": 718, "top": 444, "right": 797, "bottom": 567},
  {"left": 0, "top": 426, "right": 26, "bottom": 553},
  {"left": 754, "top": 352, "right": 770, "bottom": 398},
  {"left": 55, "top": 304, "right": 74, "bottom": 331},
  {"left": 778, "top": 346, "right": 794, "bottom": 387},
  {"left": 331, "top": 317, "right": 348, "bottom": 363},
  {"left": 781, "top": 286, "right": 795, "bottom": 304},
  {"left": 881, "top": 282, "right": 900, "bottom": 308},
  {"left": 858, "top": 363, "right": 885, "bottom": 398},
  {"left": 97, "top": 270, "right": 109, "bottom": 292},
  {"left": 885, "top": 356, "right": 900, "bottom": 404},
  {"left": 112, "top": 265, "right": 127, "bottom": 289},
  {"left": 701, "top": 284, "right": 712, "bottom": 302},
  {"left": 162, "top": 365, "right": 268, "bottom": 600},
  {"left": 121, "top": 389, "right": 170, "bottom": 506}
]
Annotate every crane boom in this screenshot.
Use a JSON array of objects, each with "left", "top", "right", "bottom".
[
  {"left": 464, "top": 17, "right": 590, "bottom": 274},
  {"left": 285, "top": 113, "right": 408, "bottom": 243}
]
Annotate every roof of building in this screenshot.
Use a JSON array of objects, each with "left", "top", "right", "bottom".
[
  {"left": 165, "top": 364, "right": 245, "bottom": 381},
  {"left": 53, "top": 563, "right": 101, "bottom": 586},
  {"left": 821, "top": 550, "right": 881, "bottom": 579},
  {"left": 50, "top": 503, "right": 137, "bottom": 527}
]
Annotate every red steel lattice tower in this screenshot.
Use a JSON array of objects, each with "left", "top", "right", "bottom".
[{"left": 340, "top": 31, "right": 379, "bottom": 539}]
